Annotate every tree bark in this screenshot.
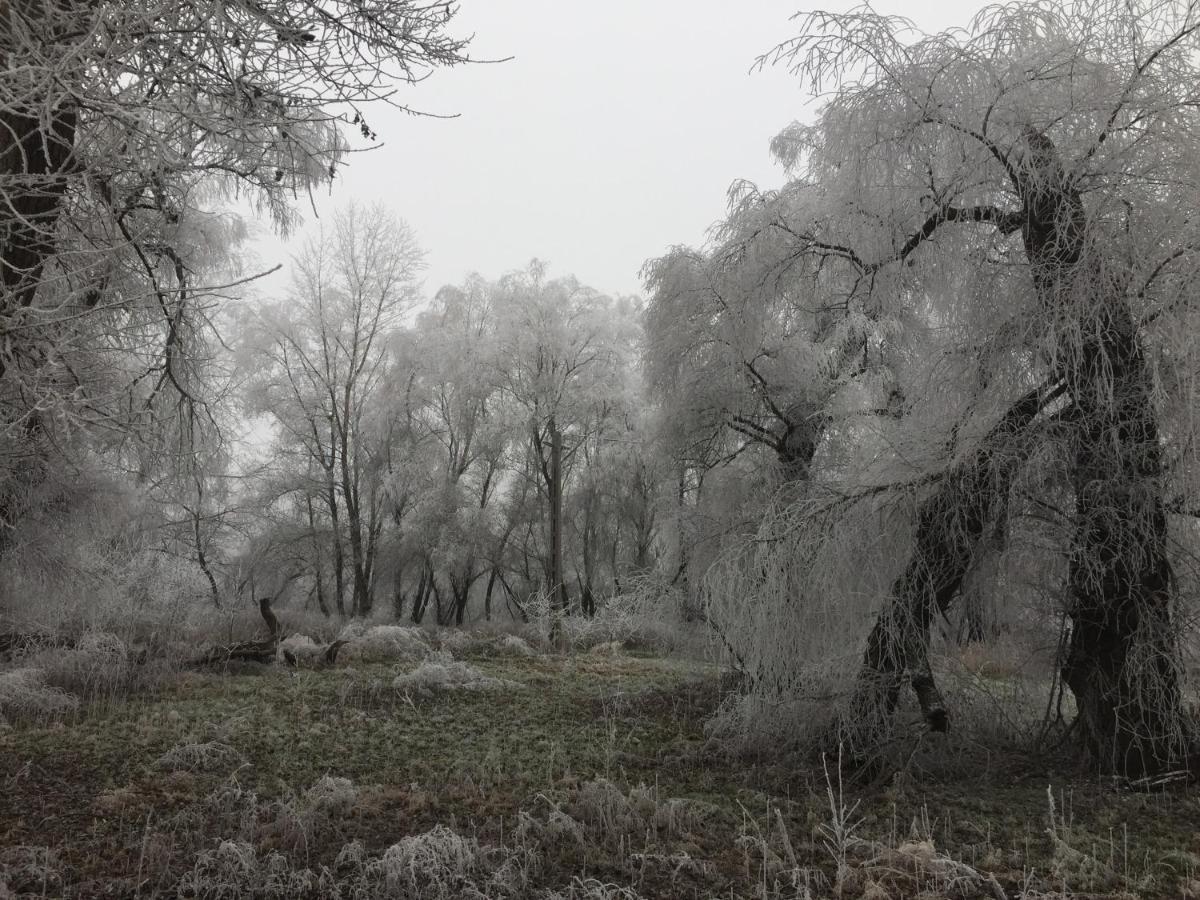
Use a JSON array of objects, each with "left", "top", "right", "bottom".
[
  {"left": 1019, "top": 128, "right": 1186, "bottom": 778},
  {"left": 843, "top": 381, "right": 1062, "bottom": 759},
  {"left": 0, "top": 35, "right": 77, "bottom": 318},
  {"left": 305, "top": 495, "right": 331, "bottom": 617}
]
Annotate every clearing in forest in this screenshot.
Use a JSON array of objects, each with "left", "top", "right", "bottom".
[{"left": 2, "top": 637, "right": 1199, "bottom": 899}]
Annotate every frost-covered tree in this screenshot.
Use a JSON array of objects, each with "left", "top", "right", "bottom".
[
  {"left": 656, "top": 0, "right": 1200, "bottom": 779},
  {"left": 243, "top": 205, "right": 423, "bottom": 617},
  {"left": 0, "top": 0, "right": 469, "bottom": 555},
  {"left": 494, "top": 262, "right": 638, "bottom": 624}
]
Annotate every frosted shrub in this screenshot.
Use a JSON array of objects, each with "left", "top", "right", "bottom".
[
  {"left": 544, "top": 878, "right": 649, "bottom": 900},
  {"left": 178, "top": 841, "right": 341, "bottom": 899},
  {"left": 391, "top": 651, "right": 523, "bottom": 698},
  {"left": 278, "top": 634, "right": 326, "bottom": 667},
  {"left": 0, "top": 667, "right": 79, "bottom": 724},
  {"left": 363, "top": 824, "right": 534, "bottom": 899},
  {"left": 437, "top": 628, "right": 477, "bottom": 655},
  {"left": 33, "top": 631, "right": 144, "bottom": 707},
  {"left": 302, "top": 775, "right": 358, "bottom": 819},
  {"left": 495, "top": 634, "right": 536, "bottom": 657},
  {"left": 338, "top": 624, "right": 429, "bottom": 663},
  {"left": 75, "top": 630, "right": 127, "bottom": 657},
  {"left": 566, "top": 779, "right": 722, "bottom": 845},
  {"left": 156, "top": 740, "right": 247, "bottom": 774}
]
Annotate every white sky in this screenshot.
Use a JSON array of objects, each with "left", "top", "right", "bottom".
[{"left": 248, "top": 0, "right": 991, "bottom": 301}]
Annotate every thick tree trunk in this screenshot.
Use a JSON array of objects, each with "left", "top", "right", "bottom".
[
  {"left": 1020, "top": 129, "right": 1187, "bottom": 777},
  {"left": 0, "top": 42, "right": 77, "bottom": 319},
  {"left": 1060, "top": 302, "right": 1185, "bottom": 777},
  {"left": 843, "top": 381, "right": 1060, "bottom": 758}
]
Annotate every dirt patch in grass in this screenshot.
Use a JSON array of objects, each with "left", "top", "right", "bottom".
[{"left": 1, "top": 648, "right": 1198, "bottom": 898}]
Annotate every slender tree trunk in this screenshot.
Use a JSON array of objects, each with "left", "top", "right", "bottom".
[
  {"left": 325, "top": 481, "right": 346, "bottom": 617},
  {"left": 453, "top": 576, "right": 469, "bottom": 626},
  {"left": 411, "top": 563, "right": 430, "bottom": 625},
  {"left": 392, "top": 562, "right": 406, "bottom": 621},
  {"left": 484, "top": 568, "right": 498, "bottom": 621},
  {"left": 305, "top": 496, "right": 331, "bottom": 617},
  {"left": 548, "top": 417, "right": 569, "bottom": 641}
]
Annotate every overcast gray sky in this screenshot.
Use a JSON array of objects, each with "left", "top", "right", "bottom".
[{"left": 251, "top": 1, "right": 991, "bottom": 300}]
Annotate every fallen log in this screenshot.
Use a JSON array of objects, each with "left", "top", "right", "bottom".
[{"left": 192, "top": 639, "right": 278, "bottom": 667}]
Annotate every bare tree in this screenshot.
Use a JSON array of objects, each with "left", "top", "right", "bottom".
[{"left": 246, "top": 204, "right": 422, "bottom": 617}]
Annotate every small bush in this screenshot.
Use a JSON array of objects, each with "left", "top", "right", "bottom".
[
  {"left": 391, "top": 651, "right": 523, "bottom": 698},
  {"left": 156, "top": 740, "right": 247, "bottom": 774},
  {"left": 338, "top": 624, "right": 429, "bottom": 664},
  {"left": 302, "top": 775, "right": 358, "bottom": 820},
  {"left": 278, "top": 634, "right": 326, "bottom": 667},
  {"left": 0, "top": 667, "right": 79, "bottom": 725},
  {"left": 363, "top": 824, "right": 534, "bottom": 899},
  {"left": 495, "top": 634, "right": 537, "bottom": 657},
  {"left": 544, "top": 878, "right": 649, "bottom": 900}
]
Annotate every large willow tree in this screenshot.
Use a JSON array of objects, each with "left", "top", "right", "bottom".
[{"left": 648, "top": 0, "right": 1200, "bottom": 779}]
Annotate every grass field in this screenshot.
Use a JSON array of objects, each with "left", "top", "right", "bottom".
[{"left": 2, "top": 640, "right": 1199, "bottom": 898}]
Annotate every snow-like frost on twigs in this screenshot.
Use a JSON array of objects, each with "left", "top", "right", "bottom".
[
  {"left": 337, "top": 624, "right": 430, "bottom": 663},
  {"left": 391, "top": 651, "right": 523, "bottom": 698},
  {"left": 703, "top": 487, "right": 909, "bottom": 749},
  {"left": 0, "top": 667, "right": 79, "bottom": 723}
]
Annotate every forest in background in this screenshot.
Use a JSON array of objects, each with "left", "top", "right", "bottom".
[{"left": 3, "top": 0, "right": 1200, "bottom": 799}]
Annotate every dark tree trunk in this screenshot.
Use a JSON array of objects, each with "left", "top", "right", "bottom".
[
  {"left": 305, "top": 496, "right": 331, "bottom": 617},
  {"left": 1020, "top": 129, "right": 1186, "bottom": 778},
  {"left": 453, "top": 576, "right": 469, "bottom": 626},
  {"left": 484, "top": 568, "right": 497, "bottom": 621},
  {"left": 411, "top": 562, "right": 430, "bottom": 624},
  {"left": 328, "top": 484, "right": 346, "bottom": 617},
  {"left": 258, "top": 596, "right": 281, "bottom": 641},
  {"left": 1060, "top": 301, "right": 1185, "bottom": 777},
  {"left": 0, "top": 28, "right": 77, "bottom": 322},
  {"left": 548, "top": 418, "right": 569, "bottom": 627},
  {"left": 843, "top": 381, "right": 1061, "bottom": 758}
]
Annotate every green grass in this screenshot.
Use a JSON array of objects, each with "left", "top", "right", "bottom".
[{"left": 2, "top": 649, "right": 1199, "bottom": 898}]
